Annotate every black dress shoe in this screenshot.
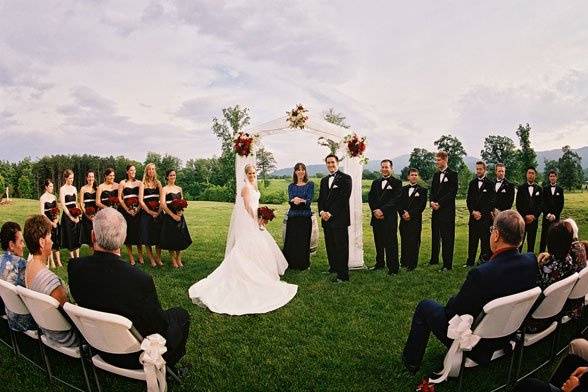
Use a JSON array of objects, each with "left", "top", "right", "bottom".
[
  {"left": 406, "top": 266, "right": 416, "bottom": 272},
  {"left": 401, "top": 352, "right": 419, "bottom": 375},
  {"left": 387, "top": 270, "right": 398, "bottom": 275}
]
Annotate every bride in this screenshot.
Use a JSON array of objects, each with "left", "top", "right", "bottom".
[{"left": 188, "top": 164, "right": 298, "bottom": 315}]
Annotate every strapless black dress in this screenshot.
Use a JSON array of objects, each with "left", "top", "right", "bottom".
[
  {"left": 140, "top": 187, "right": 162, "bottom": 246},
  {"left": 60, "top": 193, "right": 81, "bottom": 250},
  {"left": 43, "top": 199, "right": 61, "bottom": 251},
  {"left": 160, "top": 192, "right": 192, "bottom": 251},
  {"left": 122, "top": 186, "right": 141, "bottom": 246},
  {"left": 80, "top": 191, "right": 96, "bottom": 245}
]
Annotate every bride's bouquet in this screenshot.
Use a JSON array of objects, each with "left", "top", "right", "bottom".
[{"left": 257, "top": 206, "right": 275, "bottom": 230}]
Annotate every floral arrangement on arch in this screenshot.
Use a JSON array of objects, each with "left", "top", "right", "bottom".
[
  {"left": 286, "top": 104, "right": 309, "bottom": 129},
  {"left": 233, "top": 132, "right": 259, "bottom": 157},
  {"left": 343, "top": 132, "right": 368, "bottom": 164}
]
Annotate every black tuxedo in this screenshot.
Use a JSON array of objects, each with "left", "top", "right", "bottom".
[
  {"left": 398, "top": 184, "right": 428, "bottom": 270},
  {"left": 516, "top": 183, "right": 543, "bottom": 252},
  {"left": 539, "top": 184, "right": 565, "bottom": 252},
  {"left": 429, "top": 168, "right": 458, "bottom": 269},
  {"left": 317, "top": 171, "right": 352, "bottom": 280},
  {"left": 403, "top": 249, "right": 538, "bottom": 370},
  {"left": 68, "top": 251, "right": 190, "bottom": 369},
  {"left": 368, "top": 176, "right": 402, "bottom": 272},
  {"left": 466, "top": 177, "right": 496, "bottom": 264},
  {"left": 493, "top": 178, "right": 515, "bottom": 212}
]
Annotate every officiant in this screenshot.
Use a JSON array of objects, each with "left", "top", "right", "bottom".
[{"left": 368, "top": 159, "right": 402, "bottom": 275}]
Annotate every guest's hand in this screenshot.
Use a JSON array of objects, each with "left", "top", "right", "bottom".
[
  {"left": 537, "top": 252, "right": 551, "bottom": 265},
  {"left": 562, "top": 375, "right": 580, "bottom": 392}
]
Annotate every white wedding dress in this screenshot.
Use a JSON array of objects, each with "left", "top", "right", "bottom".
[{"left": 188, "top": 182, "right": 298, "bottom": 315}]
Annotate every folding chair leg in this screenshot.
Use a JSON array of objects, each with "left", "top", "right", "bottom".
[
  {"left": 39, "top": 341, "right": 53, "bottom": 380},
  {"left": 91, "top": 363, "right": 102, "bottom": 392},
  {"left": 167, "top": 365, "right": 182, "bottom": 383},
  {"left": 550, "top": 325, "right": 560, "bottom": 360},
  {"left": 80, "top": 357, "right": 93, "bottom": 392}
]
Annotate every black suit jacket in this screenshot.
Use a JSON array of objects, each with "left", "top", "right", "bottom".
[
  {"left": 317, "top": 171, "right": 352, "bottom": 229},
  {"left": 429, "top": 168, "right": 458, "bottom": 221},
  {"left": 494, "top": 178, "right": 515, "bottom": 212},
  {"left": 541, "top": 184, "right": 564, "bottom": 219},
  {"left": 368, "top": 176, "right": 402, "bottom": 225},
  {"left": 516, "top": 183, "right": 543, "bottom": 219},
  {"left": 445, "top": 249, "right": 539, "bottom": 364},
  {"left": 466, "top": 177, "right": 496, "bottom": 222},
  {"left": 398, "top": 184, "right": 428, "bottom": 223},
  {"left": 68, "top": 251, "right": 169, "bottom": 342}
]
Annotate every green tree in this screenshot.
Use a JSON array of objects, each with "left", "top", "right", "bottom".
[
  {"left": 433, "top": 134, "right": 467, "bottom": 171},
  {"left": 457, "top": 165, "right": 471, "bottom": 198},
  {"left": 515, "top": 123, "right": 537, "bottom": 175},
  {"left": 0, "top": 174, "right": 5, "bottom": 198},
  {"left": 542, "top": 159, "right": 559, "bottom": 183},
  {"left": 408, "top": 148, "right": 436, "bottom": 183},
  {"left": 558, "top": 145, "right": 584, "bottom": 190},
  {"left": 256, "top": 147, "right": 277, "bottom": 187},
  {"left": 211, "top": 105, "right": 251, "bottom": 197},
  {"left": 480, "top": 135, "right": 519, "bottom": 180}
]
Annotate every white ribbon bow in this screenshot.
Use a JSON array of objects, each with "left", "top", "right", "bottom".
[
  {"left": 429, "top": 315, "right": 481, "bottom": 384},
  {"left": 139, "top": 334, "right": 168, "bottom": 392}
]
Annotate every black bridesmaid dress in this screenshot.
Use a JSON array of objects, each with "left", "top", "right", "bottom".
[
  {"left": 80, "top": 191, "right": 96, "bottom": 245},
  {"left": 43, "top": 199, "right": 61, "bottom": 251},
  {"left": 122, "top": 186, "right": 141, "bottom": 246},
  {"left": 160, "top": 192, "right": 192, "bottom": 251},
  {"left": 99, "top": 188, "right": 118, "bottom": 208},
  {"left": 140, "top": 187, "right": 162, "bottom": 246},
  {"left": 60, "top": 193, "right": 81, "bottom": 251}
]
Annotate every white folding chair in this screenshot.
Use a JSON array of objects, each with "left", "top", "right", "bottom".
[
  {"left": 0, "top": 299, "right": 15, "bottom": 351},
  {"left": 516, "top": 273, "right": 579, "bottom": 380},
  {"left": 0, "top": 279, "right": 44, "bottom": 370},
  {"left": 63, "top": 302, "right": 180, "bottom": 392},
  {"left": 16, "top": 286, "right": 93, "bottom": 392},
  {"left": 558, "top": 267, "right": 588, "bottom": 351},
  {"left": 452, "top": 287, "right": 542, "bottom": 392}
]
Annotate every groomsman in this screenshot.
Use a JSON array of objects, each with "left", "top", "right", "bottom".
[
  {"left": 465, "top": 161, "right": 495, "bottom": 266},
  {"left": 429, "top": 151, "right": 458, "bottom": 271},
  {"left": 368, "top": 159, "right": 402, "bottom": 274},
  {"left": 539, "top": 170, "right": 564, "bottom": 252},
  {"left": 493, "top": 163, "right": 515, "bottom": 215},
  {"left": 399, "top": 168, "right": 428, "bottom": 271},
  {"left": 318, "top": 154, "right": 352, "bottom": 283},
  {"left": 516, "top": 166, "right": 543, "bottom": 253}
]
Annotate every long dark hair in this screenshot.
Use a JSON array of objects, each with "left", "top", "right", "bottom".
[
  {"left": 292, "top": 162, "right": 308, "bottom": 184},
  {"left": 86, "top": 170, "right": 97, "bottom": 191}
]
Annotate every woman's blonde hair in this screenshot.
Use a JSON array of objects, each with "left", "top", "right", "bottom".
[{"left": 142, "top": 163, "right": 158, "bottom": 187}]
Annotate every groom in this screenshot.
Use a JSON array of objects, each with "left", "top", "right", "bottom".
[{"left": 318, "top": 154, "right": 352, "bottom": 282}]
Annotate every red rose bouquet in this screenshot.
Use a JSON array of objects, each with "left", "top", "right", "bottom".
[
  {"left": 85, "top": 206, "right": 97, "bottom": 217},
  {"left": 257, "top": 206, "right": 275, "bottom": 221},
  {"left": 68, "top": 207, "right": 82, "bottom": 218},
  {"left": 233, "top": 132, "right": 258, "bottom": 157},
  {"left": 49, "top": 207, "right": 60, "bottom": 220},
  {"left": 125, "top": 197, "right": 140, "bottom": 212},
  {"left": 108, "top": 195, "right": 120, "bottom": 207},
  {"left": 170, "top": 198, "right": 188, "bottom": 214},
  {"left": 146, "top": 200, "right": 160, "bottom": 211},
  {"left": 416, "top": 378, "right": 435, "bottom": 392}
]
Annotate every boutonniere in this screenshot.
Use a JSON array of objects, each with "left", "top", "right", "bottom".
[
  {"left": 443, "top": 177, "right": 448, "bottom": 183},
  {"left": 501, "top": 189, "right": 506, "bottom": 193},
  {"left": 535, "top": 191, "right": 540, "bottom": 196},
  {"left": 414, "top": 192, "right": 420, "bottom": 197}
]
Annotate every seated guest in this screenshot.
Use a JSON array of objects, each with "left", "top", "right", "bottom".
[
  {"left": 514, "top": 339, "right": 588, "bottom": 391},
  {"left": 0, "top": 221, "right": 35, "bottom": 331},
  {"left": 68, "top": 207, "right": 190, "bottom": 370},
  {"left": 402, "top": 210, "right": 538, "bottom": 373},
  {"left": 565, "top": 218, "right": 587, "bottom": 269},
  {"left": 23, "top": 215, "right": 79, "bottom": 347},
  {"left": 537, "top": 221, "right": 577, "bottom": 290}
]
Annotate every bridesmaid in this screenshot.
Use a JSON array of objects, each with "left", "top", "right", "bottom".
[
  {"left": 59, "top": 169, "right": 81, "bottom": 259},
  {"left": 96, "top": 168, "right": 119, "bottom": 209},
  {"left": 39, "top": 179, "right": 62, "bottom": 268},
  {"left": 283, "top": 163, "right": 314, "bottom": 270},
  {"left": 139, "top": 163, "right": 163, "bottom": 267},
  {"left": 79, "top": 170, "right": 97, "bottom": 247},
  {"left": 160, "top": 169, "right": 192, "bottom": 268},
  {"left": 119, "top": 164, "right": 143, "bottom": 265}
]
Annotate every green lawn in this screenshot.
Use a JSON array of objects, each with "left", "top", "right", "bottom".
[{"left": 0, "top": 192, "right": 587, "bottom": 391}]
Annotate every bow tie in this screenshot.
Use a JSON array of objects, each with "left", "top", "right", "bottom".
[
  {"left": 329, "top": 173, "right": 336, "bottom": 178},
  {"left": 496, "top": 179, "right": 503, "bottom": 183},
  {"left": 528, "top": 184, "right": 534, "bottom": 187},
  {"left": 409, "top": 184, "right": 417, "bottom": 188},
  {"left": 381, "top": 177, "right": 389, "bottom": 182},
  {"left": 477, "top": 178, "right": 484, "bottom": 182}
]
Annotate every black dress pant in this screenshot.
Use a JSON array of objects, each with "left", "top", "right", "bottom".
[
  {"left": 539, "top": 218, "right": 557, "bottom": 253},
  {"left": 399, "top": 219, "right": 422, "bottom": 270},
  {"left": 466, "top": 217, "right": 492, "bottom": 265},
  {"left": 98, "top": 307, "right": 190, "bottom": 369},
  {"left": 324, "top": 226, "right": 349, "bottom": 280},
  {"left": 519, "top": 219, "right": 539, "bottom": 253},
  {"left": 372, "top": 217, "right": 399, "bottom": 273},
  {"left": 430, "top": 213, "right": 455, "bottom": 269}
]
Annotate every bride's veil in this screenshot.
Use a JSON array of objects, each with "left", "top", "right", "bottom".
[{"left": 225, "top": 155, "right": 256, "bottom": 257}]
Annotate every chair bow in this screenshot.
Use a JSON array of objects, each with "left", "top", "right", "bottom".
[
  {"left": 139, "top": 334, "right": 168, "bottom": 392},
  {"left": 429, "top": 315, "right": 481, "bottom": 384}
]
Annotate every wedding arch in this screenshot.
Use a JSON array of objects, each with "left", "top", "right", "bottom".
[{"left": 233, "top": 105, "right": 367, "bottom": 269}]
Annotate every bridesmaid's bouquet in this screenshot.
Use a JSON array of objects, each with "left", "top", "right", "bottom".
[
  {"left": 125, "top": 197, "right": 140, "bottom": 213},
  {"left": 49, "top": 207, "right": 60, "bottom": 220},
  {"left": 108, "top": 195, "right": 120, "bottom": 207},
  {"left": 68, "top": 207, "right": 82, "bottom": 218},
  {"left": 170, "top": 198, "right": 188, "bottom": 214},
  {"left": 146, "top": 200, "right": 160, "bottom": 211},
  {"left": 416, "top": 379, "right": 435, "bottom": 392},
  {"left": 85, "top": 206, "right": 97, "bottom": 217}
]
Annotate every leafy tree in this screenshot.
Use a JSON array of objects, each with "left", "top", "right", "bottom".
[
  {"left": 542, "top": 159, "right": 559, "bottom": 183},
  {"left": 457, "top": 165, "right": 470, "bottom": 198},
  {"left": 362, "top": 170, "right": 380, "bottom": 180},
  {"left": 408, "top": 148, "right": 436, "bottom": 183},
  {"left": 515, "top": 123, "right": 537, "bottom": 176},
  {"left": 256, "top": 147, "right": 277, "bottom": 187},
  {"left": 434, "top": 134, "right": 467, "bottom": 171},
  {"left": 558, "top": 145, "right": 584, "bottom": 190},
  {"left": 481, "top": 135, "right": 519, "bottom": 180},
  {"left": 0, "top": 174, "right": 5, "bottom": 198}
]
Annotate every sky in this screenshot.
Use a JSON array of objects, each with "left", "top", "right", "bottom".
[{"left": 1, "top": 0, "right": 588, "bottom": 168}]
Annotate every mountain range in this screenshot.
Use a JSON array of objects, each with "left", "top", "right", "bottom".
[{"left": 271, "top": 146, "right": 588, "bottom": 176}]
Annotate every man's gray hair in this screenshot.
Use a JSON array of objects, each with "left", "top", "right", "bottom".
[
  {"left": 494, "top": 210, "right": 525, "bottom": 247},
  {"left": 564, "top": 218, "right": 579, "bottom": 240},
  {"left": 93, "top": 208, "right": 127, "bottom": 251}
]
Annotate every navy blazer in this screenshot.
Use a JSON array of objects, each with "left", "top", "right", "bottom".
[{"left": 445, "top": 249, "right": 539, "bottom": 364}]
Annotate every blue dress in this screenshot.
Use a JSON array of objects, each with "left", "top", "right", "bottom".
[{"left": 283, "top": 182, "right": 314, "bottom": 270}]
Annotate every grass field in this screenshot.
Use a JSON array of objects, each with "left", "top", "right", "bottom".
[{"left": 0, "top": 192, "right": 587, "bottom": 391}]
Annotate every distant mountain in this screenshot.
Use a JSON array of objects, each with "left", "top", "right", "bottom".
[{"left": 271, "top": 146, "right": 587, "bottom": 176}]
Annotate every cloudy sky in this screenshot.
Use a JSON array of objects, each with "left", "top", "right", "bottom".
[{"left": 1, "top": 0, "right": 588, "bottom": 168}]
